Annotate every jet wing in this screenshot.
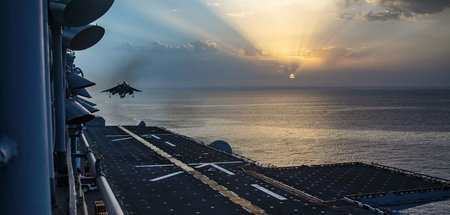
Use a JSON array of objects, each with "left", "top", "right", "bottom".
[
  {"left": 129, "top": 87, "right": 142, "bottom": 92},
  {"left": 101, "top": 86, "right": 119, "bottom": 93}
]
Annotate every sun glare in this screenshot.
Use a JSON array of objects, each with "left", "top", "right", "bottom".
[{"left": 212, "top": 0, "right": 334, "bottom": 69}]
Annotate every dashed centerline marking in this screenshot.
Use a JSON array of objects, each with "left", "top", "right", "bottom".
[
  {"left": 251, "top": 184, "right": 287, "bottom": 200},
  {"left": 119, "top": 126, "right": 267, "bottom": 215}
]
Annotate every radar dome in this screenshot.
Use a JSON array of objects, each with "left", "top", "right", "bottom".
[
  {"left": 209, "top": 140, "right": 232, "bottom": 154},
  {"left": 137, "top": 121, "right": 146, "bottom": 127}
]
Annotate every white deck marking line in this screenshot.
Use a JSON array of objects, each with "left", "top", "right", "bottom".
[
  {"left": 150, "top": 171, "right": 184, "bottom": 182},
  {"left": 136, "top": 162, "right": 243, "bottom": 168},
  {"left": 135, "top": 164, "right": 175, "bottom": 168},
  {"left": 151, "top": 135, "right": 161, "bottom": 139},
  {"left": 245, "top": 170, "right": 324, "bottom": 203},
  {"left": 210, "top": 163, "right": 235, "bottom": 175},
  {"left": 251, "top": 184, "right": 287, "bottom": 200},
  {"left": 111, "top": 137, "right": 133, "bottom": 142},
  {"left": 195, "top": 164, "right": 210, "bottom": 169},
  {"left": 165, "top": 141, "right": 176, "bottom": 147},
  {"left": 106, "top": 134, "right": 130, "bottom": 137},
  {"left": 143, "top": 134, "right": 171, "bottom": 137},
  {"left": 119, "top": 126, "right": 267, "bottom": 215},
  {"left": 188, "top": 161, "right": 244, "bottom": 165}
]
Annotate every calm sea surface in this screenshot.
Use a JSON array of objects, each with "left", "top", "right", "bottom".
[{"left": 90, "top": 88, "right": 450, "bottom": 214}]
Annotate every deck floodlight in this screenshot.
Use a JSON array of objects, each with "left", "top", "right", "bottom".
[
  {"left": 66, "top": 72, "right": 95, "bottom": 90},
  {"left": 66, "top": 98, "right": 95, "bottom": 125},
  {"left": 73, "top": 88, "right": 92, "bottom": 98},
  {"left": 66, "top": 52, "right": 75, "bottom": 65},
  {"left": 50, "top": 0, "right": 114, "bottom": 27},
  {"left": 76, "top": 96, "right": 96, "bottom": 106},
  {"left": 63, "top": 25, "right": 105, "bottom": 50},
  {"left": 77, "top": 99, "right": 99, "bottom": 113}
]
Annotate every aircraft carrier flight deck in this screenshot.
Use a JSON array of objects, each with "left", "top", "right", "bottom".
[{"left": 84, "top": 126, "right": 450, "bottom": 215}]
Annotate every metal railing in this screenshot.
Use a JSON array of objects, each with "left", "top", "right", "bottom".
[
  {"left": 368, "top": 162, "right": 450, "bottom": 186},
  {"left": 77, "top": 175, "right": 89, "bottom": 215},
  {"left": 80, "top": 132, "right": 124, "bottom": 215},
  {"left": 67, "top": 138, "right": 77, "bottom": 215}
]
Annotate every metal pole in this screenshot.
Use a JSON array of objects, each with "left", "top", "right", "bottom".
[
  {"left": 70, "top": 135, "right": 78, "bottom": 172},
  {"left": 43, "top": 0, "right": 56, "bottom": 204},
  {"left": 52, "top": 23, "right": 67, "bottom": 172},
  {"left": 0, "top": 0, "right": 52, "bottom": 214},
  {"left": 80, "top": 133, "right": 124, "bottom": 215}
]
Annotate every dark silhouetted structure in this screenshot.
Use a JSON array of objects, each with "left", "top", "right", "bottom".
[{"left": 101, "top": 81, "right": 142, "bottom": 98}]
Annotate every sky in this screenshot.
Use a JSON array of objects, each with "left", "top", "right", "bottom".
[{"left": 75, "top": 0, "right": 450, "bottom": 89}]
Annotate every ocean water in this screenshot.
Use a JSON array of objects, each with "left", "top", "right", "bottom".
[{"left": 89, "top": 88, "right": 450, "bottom": 214}]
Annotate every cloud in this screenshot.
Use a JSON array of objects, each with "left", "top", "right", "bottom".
[
  {"left": 339, "top": 0, "right": 450, "bottom": 21},
  {"left": 227, "top": 11, "right": 254, "bottom": 17},
  {"left": 356, "top": 10, "right": 402, "bottom": 21},
  {"left": 306, "top": 46, "right": 372, "bottom": 64},
  {"left": 374, "top": 0, "right": 450, "bottom": 15},
  {"left": 207, "top": 2, "right": 220, "bottom": 7},
  {"left": 189, "top": 40, "right": 218, "bottom": 52},
  {"left": 233, "top": 46, "right": 266, "bottom": 56},
  {"left": 336, "top": 0, "right": 363, "bottom": 8},
  {"left": 117, "top": 40, "right": 218, "bottom": 54},
  {"left": 118, "top": 42, "right": 135, "bottom": 51},
  {"left": 276, "top": 62, "right": 302, "bottom": 75},
  {"left": 145, "top": 41, "right": 189, "bottom": 53},
  {"left": 333, "top": 12, "right": 357, "bottom": 20}
]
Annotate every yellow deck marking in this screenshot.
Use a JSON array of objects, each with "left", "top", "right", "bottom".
[{"left": 119, "top": 126, "right": 267, "bottom": 215}]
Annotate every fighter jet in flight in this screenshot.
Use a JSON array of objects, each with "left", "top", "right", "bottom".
[{"left": 101, "top": 81, "right": 142, "bottom": 98}]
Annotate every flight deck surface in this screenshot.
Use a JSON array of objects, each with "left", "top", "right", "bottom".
[{"left": 84, "top": 126, "right": 449, "bottom": 214}]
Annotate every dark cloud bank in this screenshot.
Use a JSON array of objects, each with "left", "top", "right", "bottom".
[{"left": 338, "top": 0, "right": 450, "bottom": 21}]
